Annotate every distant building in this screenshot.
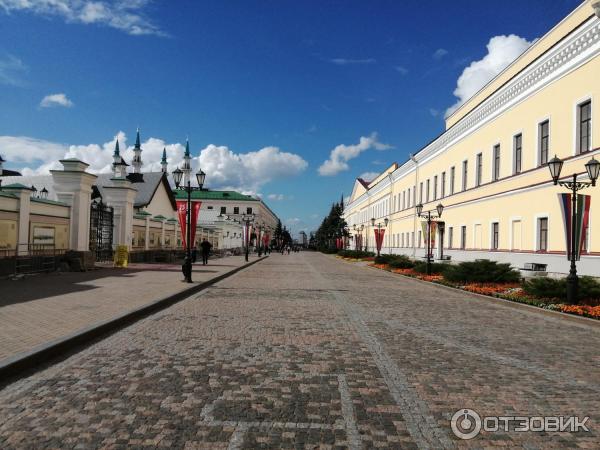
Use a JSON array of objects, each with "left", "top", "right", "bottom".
[
  {"left": 0, "top": 130, "right": 279, "bottom": 268},
  {"left": 298, "top": 231, "right": 308, "bottom": 247}
]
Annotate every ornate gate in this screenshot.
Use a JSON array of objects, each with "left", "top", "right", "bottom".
[{"left": 89, "top": 201, "right": 114, "bottom": 262}]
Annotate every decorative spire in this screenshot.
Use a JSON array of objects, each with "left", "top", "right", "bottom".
[
  {"left": 182, "top": 138, "right": 192, "bottom": 184},
  {"left": 161, "top": 147, "right": 168, "bottom": 173},
  {"left": 113, "top": 139, "right": 120, "bottom": 157},
  {"left": 135, "top": 127, "right": 141, "bottom": 149},
  {"left": 132, "top": 128, "right": 143, "bottom": 173}
]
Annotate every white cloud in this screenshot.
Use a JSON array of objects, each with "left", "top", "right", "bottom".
[
  {"left": 358, "top": 171, "right": 379, "bottom": 182},
  {"left": 329, "top": 58, "right": 376, "bottom": 65},
  {"left": 0, "top": 0, "right": 165, "bottom": 36},
  {"left": 267, "top": 194, "right": 285, "bottom": 201},
  {"left": 445, "top": 34, "right": 532, "bottom": 118},
  {"left": 429, "top": 108, "right": 440, "bottom": 117},
  {"left": 432, "top": 48, "right": 448, "bottom": 60},
  {"left": 318, "top": 133, "right": 392, "bottom": 177},
  {"left": 395, "top": 65, "right": 408, "bottom": 75},
  {"left": 1, "top": 132, "right": 308, "bottom": 194},
  {"left": 0, "top": 53, "right": 27, "bottom": 86},
  {"left": 40, "top": 93, "right": 73, "bottom": 108}
]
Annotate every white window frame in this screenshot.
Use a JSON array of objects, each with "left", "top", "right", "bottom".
[
  {"left": 489, "top": 219, "right": 500, "bottom": 250},
  {"left": 472, "top": 221, "right": 482, "bottom": 249},
  {"left": 509, "top": 216, "right": 522, "bottom": 251},
  {"left": 536, "top": 115, "right": 551, "bottom": 167},
  {"left": 491, "top": 141, "right": 501, "bottom": 182},
  {"left": 512, "top": 131, "right": 524, "bottom": 175},
  {"left": 534, "top": 213, "right": 550, "bottom": 252},
  {"left": 573, "top": 95, "right": 593, "bottom": 156}
]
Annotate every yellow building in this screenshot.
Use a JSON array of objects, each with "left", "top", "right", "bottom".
[{"left": 344, "top": 1, "right": 600, "bottom": 276}]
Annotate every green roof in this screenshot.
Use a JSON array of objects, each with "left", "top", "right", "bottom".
[
  {"left": 136, "top": 210, "right": 152, "bottom": 216},
  {"left": 31, "top": 198, "right": 69, "bottom": 207},
  {"left": 153, "top": 214, "right": 167, "bottom": 220},
  {"left": 173, "top": 189, "right": 257, "bottom": 201},
  {"left": 1, "top": 183, "right": 33, "bottom": 190}
]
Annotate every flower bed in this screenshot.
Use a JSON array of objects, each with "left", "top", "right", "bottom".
[
  {"left": 368, "top": 263, "right": 600, "bottom": 321},
  {"left": 557, "top": 304, "right": 600, "bottom": 320}
]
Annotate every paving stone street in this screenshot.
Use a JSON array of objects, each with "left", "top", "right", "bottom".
[{"left": 0, "top": 252, "right": 599, "bottom": 449}]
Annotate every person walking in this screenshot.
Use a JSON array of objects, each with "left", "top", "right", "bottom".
[{"left": 200, "top": 239, "right": 212, "bottom": 265}]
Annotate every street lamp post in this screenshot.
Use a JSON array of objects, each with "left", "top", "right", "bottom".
[
  {"left": 172, "top": 167, "right": 206, "bottom": 283},
  {"left": 547, "top": 154, "right": 599, "bottom": 303},
  {"left": 242, "top": 213, "right": 255, "bottom": 262},
  {"left": 370, "top": 217, "right": 389, "bottom": 257},
  {"left": 416, "top": 202, "right": 444, "bottom": 275}
]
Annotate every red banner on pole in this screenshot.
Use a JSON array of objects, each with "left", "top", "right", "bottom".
[
  {"left": 374, "top": 228, "right": 385, "bottom": 253},
  {"left": 176, "top": 201, "right": 187, "bottom": 247},
  {"left": 190, "top": 201, "right": 201, "bottom": 245},
  {"left": 176, "top": 200, "right": 202, "bottom": 248}
]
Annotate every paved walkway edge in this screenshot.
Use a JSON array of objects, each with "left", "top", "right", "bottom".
[
  {"left": 0, "top": 256, "right": 268, "bottom": 386},
  {"left": 335, "top": 256, "right": 600, "bottom": 329}
]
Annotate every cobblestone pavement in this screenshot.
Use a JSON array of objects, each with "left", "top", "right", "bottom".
[
  {"left": 0, "top": 257, "right": 248, "bottom": 363},
  {"left": 1, "top": 252, "right": 599, "bottom": 449}
]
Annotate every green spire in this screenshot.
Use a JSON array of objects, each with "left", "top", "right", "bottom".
[
  {"left": 184, "top": 139, "right": 190, "bottom": 157},
  {"left": 135, "top": 128, "right": 141, "bottom": 149},
  {"left": 161, "top": 147, "right": 167, "bottom": 163},
  {"left": 114, "top": 139, "right": 120, "bottom": 156}
]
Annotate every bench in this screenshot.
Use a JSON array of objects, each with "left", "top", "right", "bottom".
[{"left": 522, "top": 262, "right": 547, "bottom": 272}]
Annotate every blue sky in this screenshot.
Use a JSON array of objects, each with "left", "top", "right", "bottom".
[{"left": 0, "top": 0, "right": 581, "bottom": 235}]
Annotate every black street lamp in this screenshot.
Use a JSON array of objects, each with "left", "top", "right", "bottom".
[
  {"left": 241, "top": 213, "right": 255, "bottom": 262},
  {"left": 416, "top": 202, "right": 444, "bottom": 275},
  {"left": 173, "top": 166, "right": 206, "bottom": 283},
  {"left": 370, "top": 217, "right": 389, "bottom": 257},
  {"left": 547, "top": 154, "right": 599, "bottom": 304}
]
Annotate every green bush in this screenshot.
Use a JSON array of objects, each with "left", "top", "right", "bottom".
[
  {"left": 413, "top": 261, "right": 449, "bottom": 274},
  {"left": 523, "top": 276, "right": 600, "bottom": 304},
  {"left": 374, "top": 254, "right": 397, "bottom": 265},
  {"left": 319, "top": 247, "right": 338, "bottom": 254},
  {"left": 522, "top": 277, "right": 565, "bottom": 302},
  {"left": 337, "top": 249, "right": 374, "bottom": 259},
  {"left": 388, "top": 255, "right": 415, "bottom": 269},
  {"left": 580, "top": 276, "right": 600, "bottom": 303},
  {"left": 443, "top": 259, "right": 521, "bottom": 283}
]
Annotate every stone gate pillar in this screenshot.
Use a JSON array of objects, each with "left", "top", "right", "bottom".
[
  {"left": 51, "top": 159, "right": 97, "bottom": 252},
  {"left": 102, "top": 178, "right": 137, "bottom": 250}
]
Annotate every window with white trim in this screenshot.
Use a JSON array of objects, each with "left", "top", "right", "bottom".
[{"left": 577, "top": 100, "right": 592, "bottom": 154}]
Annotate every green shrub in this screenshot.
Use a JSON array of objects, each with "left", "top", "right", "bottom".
[
  {"left": 579, "top": 276, "right": 600, "bottom": 303},
  {"left": 388, "top": 255, "right": 415, "bottom": 269},
  {"left": 522, "top": 277, "right": 565, "bottom": 302},
  {"left": 337, "top": 249, "right": 374, "bottom": 259},
  {"left": 320, "top": 247, "right": 338, "bottom": 254},
  {"left": 523, "top": 276, "right": 600, "bottom": 304},
  {"left": 374, "top": 254, "right": 397, "bottom": 265},
  {"left": 443, "top": 259, "right": 521, "bottom": 283},
  {"left": 413, "top": 261, "right": 448, "bottom": 274}
]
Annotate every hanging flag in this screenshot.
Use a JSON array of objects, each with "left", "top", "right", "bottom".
[
  {"left": 558, "top": 193, "right": 591, "bottom": 260},
  {"left": 176, "top": 200, "right": 202, "bottom": 248},
  {"left": 578, "top": 195, "right": 591, "bottom": 258},
  {"left": 430, "top": 221, "right": 437, "bottom": 258},
  {"left": 374, "top": 228, "right": 386, "bottom": 253},
  {"left": 176, "top": 201, "right": 187, "bottom": 247}
]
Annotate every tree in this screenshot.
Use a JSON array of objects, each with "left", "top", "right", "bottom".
[{"left": 314, "top": 198, "right": 347, "bottom": 252}]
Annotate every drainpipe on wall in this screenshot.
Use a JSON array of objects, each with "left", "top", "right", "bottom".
[
  {"left": 410, "top": 154, "right": 419, "bottom": 258},
  {"left": 387, "top": 173, "right": 394, "bottom": 254}
]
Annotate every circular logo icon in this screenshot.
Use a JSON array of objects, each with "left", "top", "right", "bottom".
[{"left": 451, "top": 408, "right": 482, "bottom": 440}]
